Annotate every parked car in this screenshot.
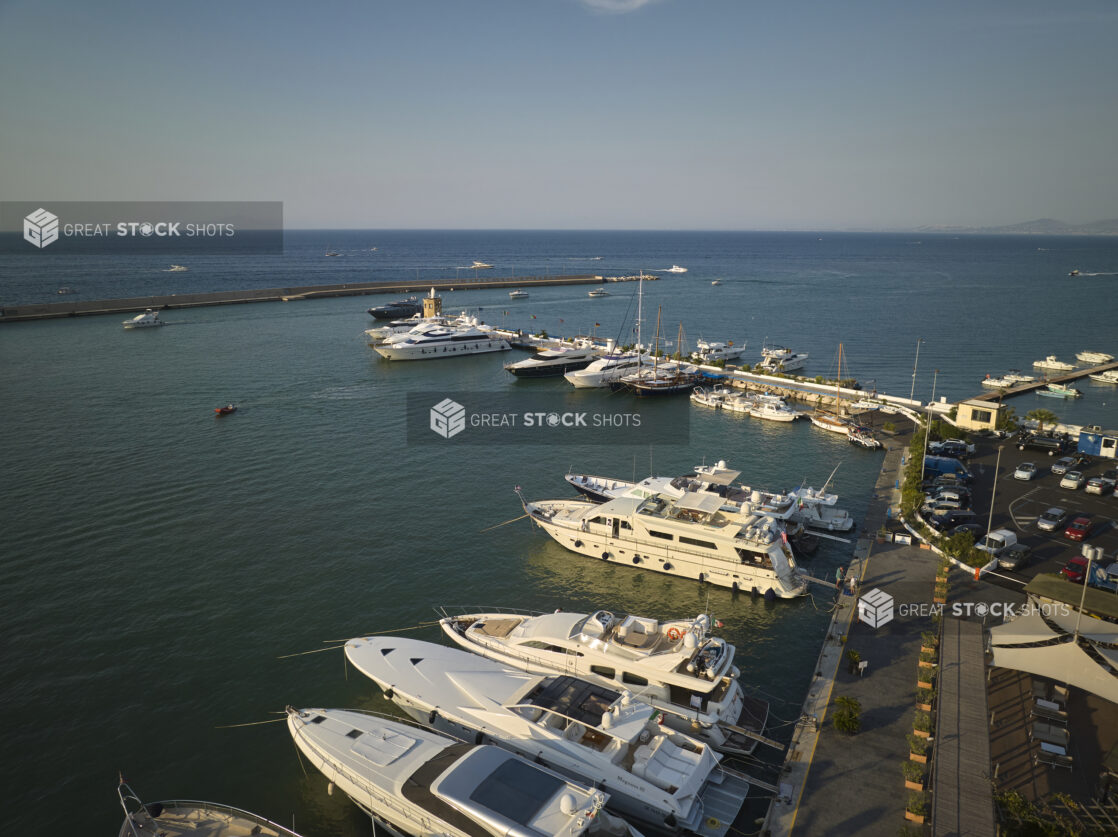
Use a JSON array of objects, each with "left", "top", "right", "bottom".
[
  {"left": 927, "top": 509, "right": 978, "bottom": 532},
  {"left": 1085, "top": 469, "right": 1118, "bottom": 496},
  {"left": 922, "top": 473, "right": 970, "bottom": 491},
  {"left": 1037, "top": 507, "right": 1068, "bottom": 532},
  {"left": 926, "top": 486, "right": 971, "bottom": 506},
  {"left": 1059, "top": 471, "right": 1087, "bottom": 490},
  {"left": 1050, "top": 453, "right": 1086, "bottom": 473},
  {"left": 997, "top": 543, "right": 1033, "bottom": 571},
  {"left": 929, "top": 440, "right": 972, "bottom": 460},
  {"left": 1014, "top": 462, "right": 1039, "bottom": 481},
  {"left": 950, "top": 522, "right": 987, "bottom": 540},
  {"left": 977, "top": 529, "right": 1018, "bottom": 557},
  {"left": 1015, "top": 433, "right": 1069, "bottom": 456},
  {"left": 1062, "top": 555, "right": 1090, "bottom": 583},
  {"left": 1064, "top": 516, "right": 1093, "bottom": 542},
  {"left": 923, "top": 455, "right": 974, "bottom": 483}
]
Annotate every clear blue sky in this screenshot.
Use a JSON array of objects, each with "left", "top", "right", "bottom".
[{"left": 2, "top": 0, "right": 1116, "bottom": 230}]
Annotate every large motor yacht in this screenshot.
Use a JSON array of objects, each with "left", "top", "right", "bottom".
[
  {"left": 368, "top": 297, "right": 422, "bottom": 320},
  {"left": 758, "top": 346, "right": 808, "bottom": 373},
  {"left": 520, "top": 487, "right": 808, "bottom": 597},
  {"left": 374, "top": 318, "right": 510, "bottom": 361},
  {"left": 564, "top": 350, "right": 653, "bottom": 388},
  {"left": 690, "top": 340, "right": 744, "bottom": 366},
  {"left": 286, "top": 707, "right": 639, "bottom": 837},
  {"left": 122, "top": 309, "right": 165, "bottom": 329},
  {"left": 438, "top": 608, "right": 772, "bottom": 755},
  {"left": 506, "top": 346, "right": 599, "bottom": 378},
  {"left": 344, "top": 637, "right": 751, "bottom": 837}
]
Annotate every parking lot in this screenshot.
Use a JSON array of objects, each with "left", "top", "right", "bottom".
[{"left": 956, "top": 436, "right": 1118, "bottom": 590}]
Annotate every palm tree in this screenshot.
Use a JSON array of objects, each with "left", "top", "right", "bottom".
[{"left": 1026, "top": 408, "right": 1059, "bottom": 435}]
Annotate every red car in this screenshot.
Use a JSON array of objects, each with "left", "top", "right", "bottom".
[
  {"left": 1062, "top": 555, "right": 1089, "bottom": 582},
  {"left": 1064, "top": 517, "right": 1093, "bottom": 542}
]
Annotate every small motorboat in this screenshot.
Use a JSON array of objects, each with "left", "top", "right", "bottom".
[
  {"left": 508, "top": 289, "right": 529, "bottom": 299},
  {"left": 1069, "top": 269, "right": 1080, "bottom": 276},
  {"left": 666, "top": 265, "right": 688, "bottom": 273},
  {"left": 122, "top": 309, "right": 164, "bottom": 329},
  {"left": 711, "top": 280, "right": 721, "bottom": 286},
  {"left": 588, "top": 288, "right": 610, "bottom": 297},
  {"left": 214, "top": 404, "right": 237, "bottom": 416}
]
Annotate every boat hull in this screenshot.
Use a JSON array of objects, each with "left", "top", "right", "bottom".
[
  {"left": 507, "top": 358, "right": 596, "bottom": 378},
  {"left": 375, "top": 339, "right": 510, "bottom": 360}
]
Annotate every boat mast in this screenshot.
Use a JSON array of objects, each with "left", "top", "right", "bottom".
[
  {"left": 636, "top": 271, "right": 644, "bottom": 352},
  {"left": 836, "top": 343, "right": 844, "bottom": 414}
]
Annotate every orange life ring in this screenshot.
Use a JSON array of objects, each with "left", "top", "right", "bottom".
[{"left": 666, "top": 627, "right": 683, "bottom": 642}]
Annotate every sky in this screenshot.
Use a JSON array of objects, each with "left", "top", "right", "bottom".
[{"left": 1, "top": 0, "right": 1117, "bottom": 230}]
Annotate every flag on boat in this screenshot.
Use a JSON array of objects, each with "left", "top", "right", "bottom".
[
  {"left": 781, "top": 530, "right": 789, "bottom": 545},
  {"left": 714, "top": 620, "right": 724, "bottom": 628},
  {"left": 531, "top": 314, "right": 537, "bottom": 319},
  {"left": 595, "top": 322, "right": 600, "bottom": 327}
]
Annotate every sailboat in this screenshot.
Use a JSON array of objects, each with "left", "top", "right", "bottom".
[
  {"left": 809, "top": 344, "right": 852, "bottom": 434},
  {"left": 614, "top": 311, "right": 699, "bottom": 396}
]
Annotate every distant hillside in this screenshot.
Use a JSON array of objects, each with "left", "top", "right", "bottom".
[{"left": 916, "top": 218, "right": 1118, "bottom": 235}]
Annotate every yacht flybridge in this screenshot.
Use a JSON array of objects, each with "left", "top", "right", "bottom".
[
  {"left": 286, "top": 707, "right": 640, "bottom": 837},
  {"left": 520, "top": 487, "right": 809, "bottom": 597},
  {"left": 438, "top": 608, "right": 772, "bottom": 755},
  {"left": 565, "top": 460, "right": 855, "bottom": 534},
  {"left": 344, "top": 637, "right": 751, "bottom": 837}
]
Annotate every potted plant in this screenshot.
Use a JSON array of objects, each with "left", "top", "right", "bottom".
[
  {"left": 902, "top": 760, "right": 925, "bottom": 791},
  {"left": 916, "top": 687, "right": 934, "bottom": 711},
  {"left": 913, "top": 711, "right": 932, "bottom": 739},
  {"left": 905, "top": 791, "right": 927, "bottom": 823},
  {"left": 831, "top": 695, "right": 862, "bottom": 735},
  {"left": 919, "top": 648, "right": 937, "bottom": 668},
  {"left": 907, "top": 734, "right": 929, "bottom": 764},
  {"left": 846, "top": 648, "right": 862, "bottom": 675},
  {"left": 920, "top": 631, "right": 938, "bottom": 654}
]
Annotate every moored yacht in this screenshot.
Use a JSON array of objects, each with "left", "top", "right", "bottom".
[
  {"left": 506, "top": 346, "right": 599, "bottom": 378},
  {"left": 980, "top": 375, "right": 1014, "bottom": 389},
  {"left": 344, "top": 637, "right": 751, "bottom": 837},
  {"left": 1037, "top": 382, "right": 1081, "bottom": 398},
  {"left": 809, "top": 411, "right": 850, "bottom": 432},
  {"left": 438, "top": 608, "right": 772, "bottom": 755},
  {"left": 122, "top": 309, "right": 165, "bottom": 329},
  {"left": 690, "top": 339, "right": 744, "bottom": 366},
  {"left": 1077, "top": 350, "right": 1114, "bottom": 364},
  {"left": 286, "top": 707, "right": 639, "bottom": 837},
  {"left": 748, "top": 393, "right": 798, "bottom": 422},
  {"left": 614, "top": 362, "right": 700, "bottom": 396},
  {"left": 1033, "top": 355, "right": 1074, "bottom": 371},
  {"left": 118, "top": 778, "right": 305, "bottom": 837},
  {"left": 1004, "top": 370, "right": 1036, "bottom": 383},
  {"left": 565, "top": 351, "right": 653, "bottom": 388},
  {"left": 520, "top": 488, "right": 808, "bottom": 597},
  {"left": 758, "top": 345, "right": 807, "bottom": 373},
  {"left": 690, "top": 385, "right": 729, "bottom": 408},
  {"left": 1089, "top": 369, "right": 1118, "bottom": 384},
  {"left": 374, "top": 318, "right": 510, "bottom": 361},
  {"left": 368, "top": 297, "right": 422, "bottom": 319}
]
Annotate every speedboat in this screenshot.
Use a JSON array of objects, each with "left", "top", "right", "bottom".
[
  {"left": 374, "top": 318, "right": 511, "bottom": 361},
  {"left": 1038, "top": 383, "right": 1081, "bottom": 398},
  {"left": 690, "top": 385, "right": 729, "bottom": 408},
  {"left": 164, "top": 264, "right": 188, "bottom": 272},
  {"left": 368, "top": 297, "right": 422, "bottom": 320},
  {"left": 847, "top": 425, "right": 882, "bottom": 449},
  {"left": 214, "top": 404, "right": 237, "bottom": 416},
  {"left": 122, "top": 309, "right": 164, "bottom": 329},
  {"left": 690, "top": 339, "right": 744, "bottom": 366},
  {"left": 710, "top": 280, "right": 721, "bottom": 286},
  {"left": 508, "top": 289, "right": 529, "bottom": 299},
  {"left": 520, "top": 487, "right": 808, "bottom": 597},
  {"left": 758, "top": 346, "right": 808, "bottom": 373},
  {"left": 438, "top": 608, "right": 773, "bottom": 756},
  {"left": 980, "top": 375, "right": 1013, "bottom": 389},
  {"left": 665, "top": 265, "right": 687, "bottom": 273},
  {"left": 56, "top": 286, "right": 76, "bottom": 294},
  {"left": 588, "top": 288, "right": 610, "bottom": 297},
  {"left": 1089, "top": 369, "right": 1118, "bottom": 384},
  {"left": 1004, "top": 370, "right": 1036, "bottom": 383},
  {"left": 1033, "top": 355, "right": 1074, "bottom": 371},
  {"left": 748, "top": 394, "right": 798, "bottom": 422},
  {"left": 325, "top": 251, "right": 341, "bottom": 257},
  {"left": 286, "top": 707, "right": 640, "bottom": 837},
  {"left": 1069, "top": 269, "right": 1080, "bottom": 276},
  {"left": 722, "top": 392, "right": 755, "bottom": 413},
  {"left": 506, "top": 346, "right": 598, "bottom": 378},
  {"left": 344, "top": 637, "right": 751, "bottom": 837},
  {"left": 565, "top": 351, "right": 652, "bottom": 388},
  {"left": 1077, "top": 350, "right": 1114, "bottom": 364},
  {"left": 471, "top": 261, "right": 493, "bottom": 269},
  {"left": 118, "top": 777, "right": 305, "bottom": 837}
]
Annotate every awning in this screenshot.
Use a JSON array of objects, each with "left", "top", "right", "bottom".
[
  {"left": 675, "top": 491, "right": 724, "bottom": 515},
  {"left": 989, "top": 605, "right": 1118, "bottom": 705},
  {"left": 699, "top": 468, "right": 741, "bottom": 486}
]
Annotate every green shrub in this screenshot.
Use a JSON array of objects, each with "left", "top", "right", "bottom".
[
  {"left": 902, "top": 761, "right": 925, "bottom": 783},
  {"left": 907, "top": 734, "right": 928, "bottom": 756},
  {"left": 916, "top": 687, "right": 935, "bottom": 705},
  {"left": 906, "top": 791, "right": 927, "bottom": 815},
  {"left": 832, "top": 695, "right": 862, "bottom": 735},
  {"left": 913, "top": 711, "right": 932, "bottom": 733}
]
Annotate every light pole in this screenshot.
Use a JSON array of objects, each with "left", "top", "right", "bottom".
[
  {"left": 909, "top": 338, "right": 924, "bottom": 403},
  {"left": 987, "top": 445, "right": 1004, "bottom": 536}
]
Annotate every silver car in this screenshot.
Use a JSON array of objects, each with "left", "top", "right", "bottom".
[{"left": 1037, "top": 507, "right": 1067, "bottom": 532}]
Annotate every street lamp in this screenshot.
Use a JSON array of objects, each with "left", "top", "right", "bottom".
[
  {"left": 909, "top": 338, "right": 924, "bottom": 403},
  {"left": 987, "top": 445, "right": 1004, "bottom": 536}
]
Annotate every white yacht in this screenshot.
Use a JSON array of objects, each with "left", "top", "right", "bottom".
[
  {"left": 565, "top": 460, "right": 854, "bottom": 534},
  {"left": 588, "top": 288, "right": 610, "bottom": 297},
  {"left": 1004, "top": 370, "right": 1036, "bottom": 383},
  {"left": 1033, "top": 355, "right": 1074, "bottom": 371},
  {"left": 506, "top": 346, "right": 599, "bottom": 378},
  {"left": 666, "top": 265, "right": 688, "bottom": 273},
  {"left": 438, "top": 608, "right": 772, "bottom": 756},
  {"left": 809, "top": 412, "right": 849, "bottom": 433},
  {"left": 287, "top": 707, "right": 638, "bottom": 837},
  {"left": 1077, "top": 350, "right": 1114, "bottom": 364},
  {"left": 122, "top": 309, "right": 165, "bottom": 329},
  {"left": 471, "top": 261, "right": 493, "bottom": 269},
  {"left": 374, "top": 318, "right": 510, "bottom": 361},
  {"left": 118, "top": 778, "right": 305, "bottom": 837},
  {"left": 1088, "top": 369, "right": 1118, "bottom": 384},
  {"left": 365, "top": 313, "right": 428, "bottom": 344},
  {"left": 565, "top": 351, "right": 653, "bottom": 388},
  {"left": 748, "top": 394, "right": 798, "bottom": 422},
  {"left": 758, "top": 346, "right": 807, "bottom": 373},
  {"left": 690, "top": 340, "right": 744, "bottom": 366},
  {"left": 344, "top": 638, "right": 751, "bottom": 837},
  {"left": 509, "top": 289, "right": 530, "bottom": 299},
  {"left": 520, "top": 488, "right": 809, "bottom": 597},
  {"left": 980, "top": 375, "right": 1014, "bottom": 389},
  {"left": 721, "top": 391, "right": 756, "bottom": 414},
  {"left": 690, "top": 385, "right": 728, "bottom": 409}
]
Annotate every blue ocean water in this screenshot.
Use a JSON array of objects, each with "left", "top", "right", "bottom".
[{"left": 1, "top": 230, "right": 1116, "bottom": 835}]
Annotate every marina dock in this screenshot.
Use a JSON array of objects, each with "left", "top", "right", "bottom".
[
  {"left": 967, "top": 360, "right": 1118, "bottom": 401},
  {"left": 0, "top": 273, "right": 606, "bottom": 323}
]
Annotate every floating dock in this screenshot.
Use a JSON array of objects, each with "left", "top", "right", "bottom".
[{"left": 966, "top": 360, "right": 1118, "bottom": 401}]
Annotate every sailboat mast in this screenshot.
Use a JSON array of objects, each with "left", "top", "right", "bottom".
[
  {"left": 836, "top": 343, "right": 843, "bottom": 413},
  {"left": 636, "top": 272, "right": 644, "bottom": 352}
]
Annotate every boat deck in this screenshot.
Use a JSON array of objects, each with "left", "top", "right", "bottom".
[{"left": 120, "top": 803, "right": 301, "bottom": 837}]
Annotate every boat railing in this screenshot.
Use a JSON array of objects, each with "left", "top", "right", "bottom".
[
  {"left": 435, "top": 605, "right": 547, "bottom": 620},
  {"left": 118, "top": 780, "right": 305, "bottom": 837}
]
